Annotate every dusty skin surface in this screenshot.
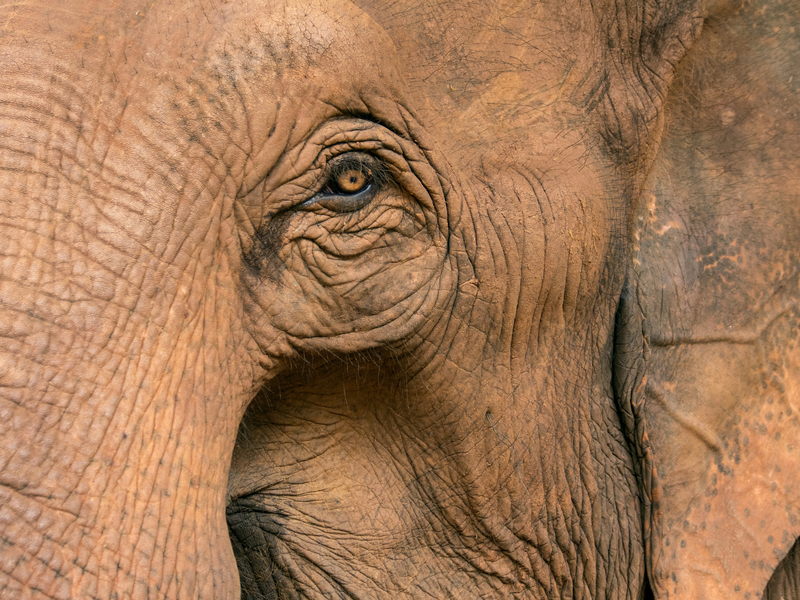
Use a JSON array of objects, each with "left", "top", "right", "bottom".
[{"left": 0, "top": 0, "right": 797, "bottom": 599}]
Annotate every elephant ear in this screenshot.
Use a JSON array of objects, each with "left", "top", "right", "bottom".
[
  {"left": 579, "top": 0, "right": 707, "bottom": 161},
  {"left": 617, "top": 0, "right": 800, "bottom": 598}
]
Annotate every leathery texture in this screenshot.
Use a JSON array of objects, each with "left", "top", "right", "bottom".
[{"left": 0, "top": 0, "right": 765, "bottom": 597}]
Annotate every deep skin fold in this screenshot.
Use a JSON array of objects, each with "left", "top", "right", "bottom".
[{"left": 0, "top": 0, "right": 799, "bottom": 599}]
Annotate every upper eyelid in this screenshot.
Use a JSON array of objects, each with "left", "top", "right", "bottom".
[
  {"left": 241, "top": 117, "right": 409, "bottom": 199},
  {"left": 252, "top": 121, "right": 412, "bottom": 214},
  {"left": 249, "top": 116, "right": 443, "bottom": 240}
]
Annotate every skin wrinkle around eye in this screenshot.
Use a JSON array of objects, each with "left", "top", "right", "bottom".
[
  {"left": 237, "top": 121, "right": 385, "bottom": 202},
  {"left": 249, "top": 175, "right": 425, "bottom": 280},
  {"left": 252, "top": 119, "right": 438, "bottom": 213},
  {"left": 239, "top": 113, "right": 456, "bottom": 361}
]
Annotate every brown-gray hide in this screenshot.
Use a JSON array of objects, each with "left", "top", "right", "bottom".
[{"left": 0, "top": 0, "right": 798, "bottom": 599}]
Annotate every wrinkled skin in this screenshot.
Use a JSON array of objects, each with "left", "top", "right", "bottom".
[{"left": 0, "top": 0, "right": 798, "bottom": 599}]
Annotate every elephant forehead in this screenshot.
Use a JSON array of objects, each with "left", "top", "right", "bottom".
[
  {"left": 1, "top": 0, "right": 403, "bottom": 127},
  {"left": 218, "top": 0, "right": 398, "bottom": 66},
  {"left": 189, "top": 0, "right": 403, "bottom": 95},
  {"left": 2, "top": 0, "right": 396, "bottom": 59},
  {"left": 194, "top": 0, "right": 408, "bottom": 152}
]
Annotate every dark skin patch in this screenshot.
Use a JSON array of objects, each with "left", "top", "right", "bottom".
[
  {"left": 244, "top": 211, "right": 295, "bottom": 281},
  {"left": 227, "top": 501, "right": 287, "bottom": 600}
]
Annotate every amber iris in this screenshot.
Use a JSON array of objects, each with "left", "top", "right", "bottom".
[{"left": 335, "top": 168, "right": 370, "bottom": 193}]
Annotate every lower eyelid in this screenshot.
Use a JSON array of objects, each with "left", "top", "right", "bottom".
[{"left": 303, "top": 183, "right": 376, "bottom": 212}]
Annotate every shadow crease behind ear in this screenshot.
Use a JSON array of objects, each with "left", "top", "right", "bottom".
[{"left": 764, "top": 536, "right": 800, "bottom": 600}]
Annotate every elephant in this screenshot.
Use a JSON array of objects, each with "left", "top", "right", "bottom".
[{"left": 0, "top": 0, "right": 799, "bottom": 598}]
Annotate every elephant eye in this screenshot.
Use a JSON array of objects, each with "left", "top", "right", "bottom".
[
  {"left": 304, "top": 153, "right": 389, "bottom": 213},
  {"left": 332, "top": 167, "right": 369, "bottom": 194}
]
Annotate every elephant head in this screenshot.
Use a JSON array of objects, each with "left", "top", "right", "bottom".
[{"left": 1, "top": 0, "right": 798, "bottom": 599}]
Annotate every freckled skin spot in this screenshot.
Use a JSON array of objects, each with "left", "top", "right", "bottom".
[{"left": 634, "top": 0, "right": 800, "bottom": 594}]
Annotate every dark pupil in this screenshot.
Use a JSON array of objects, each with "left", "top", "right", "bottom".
[{"left": 335, "top": 167, "right": 369, "bottom": 193}]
